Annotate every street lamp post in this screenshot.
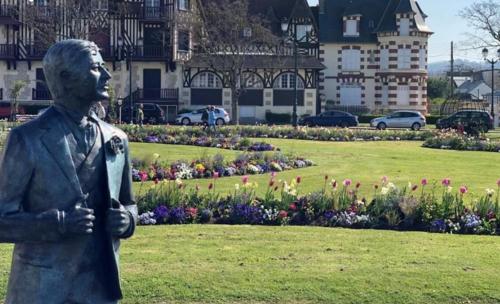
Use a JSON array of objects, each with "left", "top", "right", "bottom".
[
  {"left": 481, "top": 48, "right": 500, "bottom": 123},
  {"left": 281, "top": 20, "right": 312, "bottom": 128},
  {"left": 117, "top": 96, "right": 123, "bottom": 124}
]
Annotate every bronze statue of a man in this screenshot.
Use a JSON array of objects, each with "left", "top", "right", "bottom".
[{"left": 0, "top": 39, "right": 138, "bottom": 303}]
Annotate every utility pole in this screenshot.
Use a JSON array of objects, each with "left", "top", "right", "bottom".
[{"left": 450, "top": 41, "right": 454, "bottom": 98}]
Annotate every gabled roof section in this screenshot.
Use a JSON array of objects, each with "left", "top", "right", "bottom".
[
  {"left": 319, "top": 0, "right": 388, "bottom": 43},
  {"left": 376, "top": 0, "right": 432, "bottom": 34}
]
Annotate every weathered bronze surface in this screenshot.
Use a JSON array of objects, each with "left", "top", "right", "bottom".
[{"left": 0, "top": 39, "right": 138, "bottom": 304}]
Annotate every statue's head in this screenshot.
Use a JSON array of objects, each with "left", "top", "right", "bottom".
[{"left": 43, "top": 39, "right": 111, "bottom": 107}]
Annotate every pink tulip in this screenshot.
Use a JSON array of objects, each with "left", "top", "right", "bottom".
[
  {"left": 421, "top": 178, "right": 428, "bottom": 186},
  {"left": 343, "top": 179, "right": 352, "bottom": 187},
  {"left": 271, "top": 172, "right": 277, "bottom": 178},
  {"left": 497, "top": 179, "right": 500, "bottom": 187},
  {"left": 459, "top": 185, "right": 468, "bottom": 194},
  {"left": 213, "top": 172, "right": 220, "bottom": 179},
  {"left": 442, "top": 178, "right": 451, "bottom": 187},
  {"left": 381, "top": 176, "right": 388, "bottom": 184},
  {"left": 242, "top": 175, "right": 249, "bottom": 185}
]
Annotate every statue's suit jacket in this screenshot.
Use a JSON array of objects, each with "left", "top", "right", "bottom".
[{"left": 0, "top": 107, "right": 138, "bottom": 303}]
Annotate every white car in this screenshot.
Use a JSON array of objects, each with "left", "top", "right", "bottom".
[
  {"left": 370, "top": 111, "right": 426, "bottom": 130},
  {"left": 176, "top": 107, "right": 230, "bottom": 126}
]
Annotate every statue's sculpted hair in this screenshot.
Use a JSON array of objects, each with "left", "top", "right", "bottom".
[{"left": 43, "top": 39, "right": 98, "bottom": 100}]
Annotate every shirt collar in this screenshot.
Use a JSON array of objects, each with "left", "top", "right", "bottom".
[{"left": 54, "top": 104, "right": 96, "bottom": 128}]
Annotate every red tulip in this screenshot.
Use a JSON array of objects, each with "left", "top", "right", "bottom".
[
  {"left": 296, "top": 176, "right": 302, "bottom": 184},
  {"left": 242, "top": 175, "right": 249, "bottom": 185},
  {"left": 208, "top": 183, "right": 213, "bottom": 190}
]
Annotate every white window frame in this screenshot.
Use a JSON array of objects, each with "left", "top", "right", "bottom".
[
  {"left": 177, "top": 30, "right": 190, "bottom": 52},
  {"left": 380, "top": 49, "right": 389, "bottom": 70},
  {"left": 382, "top": 84, "right": 389, "bottom": 105},
  {"left": 399, "top": 18, "right": 410, "bottom": 36},
  {"left": 419, "top": 49, "right": 426, "bottom": 69},
  {"left": 242, "top": 73, "right": 263, "bottom": 89},
  {"left": 344, "top": 20, "right": 358, "bottom": 37},
  {"left": 397, "top": 85, "right": 410, "bottom": 105},
  {"left": 397, "top": 49, "right": 411, "bottom": 69},
  {"left": 192, "top": 72, "right": 222, "bottom": 89},
  {"left": 340, "top": 84, "right": 362, "bottom": 105},
  {"left": 342, "top": 49, "right": 361, "bottom": 71},
  {"left": 273, "top": 73, "right": 304, "bottom": 90},
  {"left": 178, "top": 0, "right": 189, "bottom": 10}
]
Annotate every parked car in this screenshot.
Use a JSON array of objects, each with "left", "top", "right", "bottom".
[
  {"left": 0, "top": 102, "right": 26, "bottom": 120},
  {"left": 299, "top": 110, "right": 359, "bottom": 127},
  {"left": 370, "top": 111, "right": 426, "bottom": 130},
  {"left": 436, "top": 110, "right": 494, "bottom": 132},
  {"left": 176, "top": 107, "right": 230, "bottom": 126},
  {"left": 121, "top": 103, "right": 165, "bottom": 124}
]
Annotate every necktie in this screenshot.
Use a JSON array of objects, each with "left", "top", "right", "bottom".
[{"left": 81, "top": 117, "right": 96, "bottom": 154}]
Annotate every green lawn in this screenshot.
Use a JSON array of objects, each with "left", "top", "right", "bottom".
[
  {"left": 131, "top": 139, "right": 499, "bottom": 198},
  {"left": 1, "top": 226, "right": 499, "bottom": 303}
]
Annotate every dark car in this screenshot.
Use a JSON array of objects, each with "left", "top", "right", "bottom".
[
  {"left": 437, "top": 110, "right": 494, "bottom": 133},
  {"left": 121, "top": 103, "right": 165, "bottom": 124},
  {"left": 299, "top": 110, "right": 359, "bottom": 127}
]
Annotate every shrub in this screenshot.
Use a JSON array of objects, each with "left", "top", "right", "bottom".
[{"left": 265, "top": 112, "right": 291, "bottom": 124}]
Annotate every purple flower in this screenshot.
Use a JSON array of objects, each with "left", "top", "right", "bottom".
[
  {"left": 324, "top": 210, "right": 335, "bottom": 220},
  {"left": 170, "top": 207, "right": 186, "bottom": 224},
  {"left": 431, "top": 219, "right": 446, "bottom": 232},
  {"left": 153, "top": 205, "right": 169, "bottom": 223},
  {"left": 145, "top": 135, "right": 160, "bottom": 143}
]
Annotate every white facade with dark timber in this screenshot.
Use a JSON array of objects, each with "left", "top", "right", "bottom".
[{"left": 318, "top": 0, "right": 432, "bottom": 114}]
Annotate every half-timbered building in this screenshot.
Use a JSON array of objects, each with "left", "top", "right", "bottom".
[
  {"left": 0, "top": 0, "right": 323, "bottom": 123},
  {"left": 318, "top": 0, "right": 432, "bottom": 113}
]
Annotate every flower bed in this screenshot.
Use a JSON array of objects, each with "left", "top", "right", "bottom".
[
  {"left": 121, "top": 125, "right": 437, "bottom": 142},
  {"left": 137, "top": 175, "right": 500, "bottom": 235},
  {"left": 423, "top": 131, "right": 500, "bottom": 152},
  {"left": 129, "top": 131, "right": 276, "bottom": 152},
  {"left": 132, "top": 151, "right": 314, "bottom": 181}
]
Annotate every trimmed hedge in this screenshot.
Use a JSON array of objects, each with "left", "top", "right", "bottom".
[{"left": 265, "top": 112, "right": 291, "bottom": 124}]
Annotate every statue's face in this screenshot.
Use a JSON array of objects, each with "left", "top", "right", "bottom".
[{"left": 70, "top": 48, "right": 112, "bottom": 103}]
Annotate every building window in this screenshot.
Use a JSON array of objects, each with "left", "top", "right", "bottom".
[
  {"left": 397, "top": 85, "right": 410, "bottom": 105},
  {"left": 243, "top": 27, "right": 252, "bottom": 38},
  {"left": 242, "top": 73, "right": 263, "bottom": 89},
  {"left": 397, "top": 49, "right": 411, "bottom": 69},
  {"left": 295, "top": 25, "right": 309, "bottom": 40},
  {"left": 382, "top": 84, "right": 389, "bottom": 105},
  {"left": 419, "top": 49, "right": 426, "bottom": 69},
  {"left": 178, "top": 0, "right": 190, "bottom": 10},
  {"left": 344, "top": 20, "right": 358, "bottom": 37},
  {"left": 91, "top": 0, "right": 108, "bottom": 10},
  {"left": 399, "top": 18, "right": 410, "bottom": 36},
  {"left": 192, "top": 72, "right": 222, "bottom": 88},
  {"left": 342, "top": 49, "right": 361, "bottom": 71},
  {"left": 340, "top": 84, "right": 362, "bottom": 105},
  {"left": 274, "top": 73, "right": 304, "bottom": 89},
  {"left": 178, "top": 31, "right": 190, "bottom": 52},
  {"left": 380, "top": 49, "right": 389, "bottom": 69}
]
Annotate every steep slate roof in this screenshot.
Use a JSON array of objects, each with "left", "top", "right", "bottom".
[
  {"left": 186, "top": 54, "right": 325, "bottom": 69},
  {"left": 319, "top": 0, "right": 431, "bottom": 43},
  {"left": 319, "top": 0, "right": 388, "bottom": 43}
]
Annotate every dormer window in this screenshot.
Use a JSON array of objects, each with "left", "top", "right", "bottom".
[
  {"left": 399, "top": 18, "right": 410, "bottom": 36},
  {"left": 344, "top": 20, "right": 359, "bottom": 36},
  {"left": 178, "top": 0, "right": 190, "bottom": 11}
]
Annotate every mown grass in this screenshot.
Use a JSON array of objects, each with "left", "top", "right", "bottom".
[
  {"left": 131, "top": 139, "right": 500, "bottom": 198},
  {"left": 1, "top": 226, "right": 499, "bottom": 303}
]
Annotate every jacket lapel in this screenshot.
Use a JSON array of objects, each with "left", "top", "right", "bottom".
[
  {"left": 40, "top": 108, "right": 83, "bottom": 198},
  {"left": 94, "top": 114, "right": 121, "bottom": 203}
]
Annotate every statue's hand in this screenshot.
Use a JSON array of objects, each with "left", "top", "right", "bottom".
[
  {"left": 64, "top": 205, "right": 95, "bottom": 235},
  {"left": 106, "top": 204, "right": 131, "bottom": 237}
]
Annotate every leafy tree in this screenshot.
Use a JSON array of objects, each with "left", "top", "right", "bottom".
[
  {"left": 193, "top": 0, "right": 281, "bottom": 124},
  {"left": 460, "top": 0, "right": 500, "bottom": 48},
  {"left": 427, "top": 78, "right": 450, "bottom": 99}
]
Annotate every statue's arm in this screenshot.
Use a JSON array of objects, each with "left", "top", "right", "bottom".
[
  {"left": 0, "top": 130, "right": 61, "bottom": 243},
  {"left": 118, "top": 138, "right": 137, "bottom": 239}
]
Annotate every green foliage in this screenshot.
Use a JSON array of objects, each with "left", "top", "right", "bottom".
[{"left": 427, "top": 78, "right": 450, "bottom": 99}]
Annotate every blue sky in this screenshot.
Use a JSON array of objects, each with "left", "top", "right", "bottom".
[{"left": 307, "top": 0, "right": 485, "bottom": 63}]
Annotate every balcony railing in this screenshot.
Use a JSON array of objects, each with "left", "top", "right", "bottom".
[
  {"left": 0, "top": 44, "right": 16, "bottom": 58},
  {"left": 32, "top": 88, "right": 52, "bottom": 101},
  {"left": 120, "top": 45, "right": 169, "bottom": 59},
  {"left": 136, "top": 88, "right": 179, "bottom": 101},
  {"left": 0, "top": 4, "right": 17, "bottom": 18},
  {"left": 139, "top": 6, "right": 172, "bottom": 21}
]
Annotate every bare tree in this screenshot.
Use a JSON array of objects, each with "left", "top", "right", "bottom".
[
  {"left": 193, "top": 0, "right": 283, "bottom": 124},
  {"left": 459, "top": 0, "right": 500, "bottom": 48},
  {"left": 9, "top": 80, "right": 27, "bottom": 122}
]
